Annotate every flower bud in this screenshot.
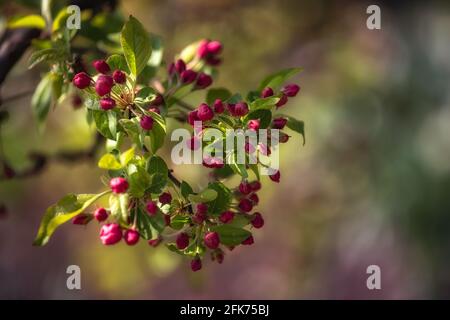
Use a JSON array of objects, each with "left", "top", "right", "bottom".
[
  {"left": 197, "top": 203, "right": 208, "bottom": 215},
  {"left": 207, "top": 41, "right": 222, "bottom": 55},
  {"left": 124, "top": 229, "right": 140, "bottom": 246},
  {"left": 250, "top": 180, "right": 261, "bottom": 192},
  {"left": 281, "top": 83, "right": 300, "bottom": 97},
  {"left": 176, "top": 232, "right": 189, "bottom": 249},
  {"left": 73, "top": 72, "right": 91, "bottom": 89},
  {"left": 247, "top": 119, "right": 260, "bottom": 131},
  {"left": 213, "top": 99, "right": 224, "bottom": 113},
  {"left": 238, "top": 198, "right": 253, "bottom": 212},
  {"left": 110, "top": 177, "right": 129, "bottom": 193},
  {"left": 146, "top": 201, "right": 158, "bottom": 216},
  {"left": 202, "top": 156, "right": 224, "bottom": 169},
  {"left": 175, "top": 59, "right": 186, "bottom": 74},
  {"left": 204, "top": 231, "right": 220, "bottom": 249},
  {"left": 269, "top": 170, "right": 280, "bottom": 183},
  {"left": 195, "top": 73, "right": 213, "bottom": 89},
  {"left": 164, "top": 214, "right": 171, "bottom": 226},
  {"left": 197, "top": 39, "right": 209, "bottom": 58},
  {"left": 150, "top": 94, "right": 164, "bottom": 106},
  {"left": 249, "top": 193, "right": 259, "bottom": 205},
  {"left": 191, "top": 257, "right": 202, "bottom": 272},
  {"left": 272, "top": 117, "right": 287, "bottom": 129},
  {"left": 140, "top": 115, "right": 154, "bottom": 130},
  {"left": 187, "top": 136, "right": 201, "bottom": 150},
  {"left": 279, "top": 133, "right": 290, "bottom": 143},
  {"left": 100, "top": 97, "right": 116, "bottom": 110},
  {"left": 188, "top": 110, "right": 200, "bottom": 126},
  {"left": 159, "top": 192, "right": 172, "bottom": 205},
  {"left": 261, "top": 87, "right": 274, "bottom": 98},
  {"left": 197, "top": 103, "right": 214, "bottom": 121},
  {"left": 99, "top": 223, "right": 122, "bottom": 245},
  {"left": 95, "top": 75, "right": 114, "bottom": 96},
  {"left": 275, "top": 94, "right": 288, "bottom": 108},
  {"left": 219, "top": 211, "right": 234, "bottom": 223},
  {"left": 257, "top": 143, "right": 271, "bottom": 156},
  {"left": 94, "top": 207, "right": 108, "bottom": 222},
  {"left": 241, "top": 235, "right": 254, "bottom": 245},
  {"left": 93, "top": 60, "right": 110, "bottom": 74},
  {"left": 112, "top": 70, "right": 126, "bottom": 84},
  {"left": 245, "top": 142, "right": 255, "bottom": 154},
  {"left": 72, "top": 213, "right": 92, "bottom": 225},
  {"left": 180, "top": 69, "right": 197, "bottom": 84},
  {"left": 239, "top": 181, "right": 252, "bottom": 195},
  {"left": 251, "top": 212, "right": 264, "bottom": 229},
  {"left": 148, "top": 237, "right": 161, "bottom": 247},
  {"left": 234, "top": 102, "right": 249, "bottom": 117}
]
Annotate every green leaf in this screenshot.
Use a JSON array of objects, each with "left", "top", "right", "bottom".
[
  {"left": 248, "top": 164, "right": 260, "bottom": 181},
  {"left": 188, "top": 188, "right": 218, "bottom": 203},
  {"left": 258, "top": 67, "right": 303, "bottom": 91},
  {"left": 33, "top": 191, "right": 110, "bottom": 246},
  {"left": 228, "top": 214, "right": 251, "bottom": 228},
  {"left": 227, "top": 93, "right": 243, "bottom": 104},
  {"left": 245, "top": 109, "right": 272, "bottom": 128},
  {"left": 146, "top": 155, "right": 168, "bottom": 194},
  {"left": 180, "top": 181, "right": 194, "bottom": 199},
  {"left": 249, "top": 97, "right": 279, "bottom": 111},
  {"left": 283, "top": 115, "right": 306, "bottom": 145},
  {"left": 8, "top": 14, "right": 46, "bottom": 29},
  {"left": 128, "top": 165, "right": 151, "bottom": 197},
  {"left": 145, "top": 111, "right": 166, "bottom": 153},
  {"left": 109, "top": 193, "right": 129, "bottom": 222},
  {"left": 28, "top": 48, "right": 62, "bottom": 69},
  {"left": 31, "top": 73, "right": 52, "bottom": 127},
  {"left": 98, "top": 153, "right": 122, "bottom": 170},
  {"left": 120, "top": 147, "right": 135, "bottom": 166},
  {"left": 206, "top": 88, "right": 232, "bottom": 105},
  {"left": 92, "top": 110, "right": 116, "bottom": 140},
  {"left": 51, "top": 8, "right": 71, "bottom": 33},
  {"left": 106, "top": 54, "right": 129, "bottom": 73},
  {"left": 119, "top": 118, "right": 141, "bottom": 146},
  {"left": 205, "top": 181, "right": 232, "bottom": 215},
  {"left": 211, "top": 225, "right": 251, "bottom": 246},
  {"left": 170, "top": 215, "right": 190, "bottom": 230},
  {"left": 120, "top": 16, "right": 152, "bottom": 77}
]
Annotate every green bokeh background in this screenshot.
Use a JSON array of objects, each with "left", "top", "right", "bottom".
[{"left": 1, "top": 0, "right": 450, "bottom": 299}]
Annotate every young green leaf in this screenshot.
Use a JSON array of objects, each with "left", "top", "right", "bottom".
[
  {"left": 206, "top": 181, "right": 232, "bottom": 215},
  {"left": 120, "top": 16, "right": 152, "bottom": 77},
  {"left": 211, "top": 225, "right": 251, "bottom": 246},
  {"left": 106, "top": 54, "right": 129, "bottom": 73},
  {"left": 180, "top": 181, "right": 194, "bottom": 199},
  {"left": 31, "top": 73, "right": 52, "bottom": 127},
  {"left": 258, "top": 67, "right": 302, "bottom": 91},
  {"left": 279, "top": 115, "right": 306, "bottom": 145},
  {"left": 120, "top": 147, "right": 135, "bottom": 167},
  {"left": 8, "top": 14, "right": 46, "bottom": 29},
  {"left": 146, "top": 155, "right": 168, "bottom": 194},
  {"left": 98, "top": 153, "right": 122, "bottom": 170},
  {"left": 188, "top": 189, "right": 218, "bottom": 203}
]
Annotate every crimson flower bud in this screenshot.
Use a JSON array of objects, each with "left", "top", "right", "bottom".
[
  {"left": 245, "top": 142, "right": 255, "bottom": 154},
  {"left": 72, "top": 213, "right": 92, "bottom": 225},
  {"left": 176, "top": 232, "right": 190, "bottom": 249},
  {"left": 94, "top": 207, "right": 108, "bottom": 222},
  {"left": 187, "top": 136, "right": 201, "bottom": 150},
  {"left": 276, "top": 94, "right": 288, "bottom": 108},
  {"left": 164, "top": 214, "right": 171, "bottom": 226},
  {"left": 249, "top": 193, "right": 259, "bottom": 205},
  {"left": 258, "top": 143, "right": 271, "bottom": 156},
  {"left": 219, "top": 211, "right": 234, "bottom": 223},
  {"left": 149, "top": 107, "right": 160, "bottom": 114},
  {"left": 234, "top": 102, "right": 249, "bottom": 117},
  {"left": 204, "top": 231, "right": 220, "bottom": 249},
  {"left": 148, "top": 237, "right": 161, "bottom": 247},
  {"left": 140, "top": 115, "right": 154, "bottom": 130},
  {"left": 242, "top": 235, "right": 254, "bottom": 245},
  {"left": 95, "top": 75, "right": 114, "bottom": 96},
  {"left": 272, "top": 117, "right": 287, "bottom": 129},
  {"left": 195, "top": 73, "right": 213, "bottom": 89},
  {"left": 196, "top": 203, "right": 208, "bottom": 215},
  {"left": 146, "top": 201, "right": 158, "bottom": 216},
  {"left": 159, "top": 192, "right": 172, "bottom": 205},
  {"left": 238, "top": 198, "right": 253, "bottom": 212},
  {"left": 175, "top": 59, "right": 186, "bottom": 74},
  {"left": 281, "top": 83, "right": 300, "bottom": 97},
  {"left": 100, "top": 97, "right": 116, "bottom": 110},
  {"left": 247, "top": 119, "right": 260, "bottom": 131},
  {"left": 191, "top": 257, "right": 202, "bottom": 272},
  {"left": 73, "top": 72, "right": 91, "bottom": 89},
  {"left": 180, "top": 69, "right": 197, "bottom": 84},
  {"left": 261, "top": 87, "right": 274, "bottom": 98},
  {"left": 110, "top": 177, "right": 129, "bottom": 193},
  {"left": 188, "top": 110, "right": 200, "bottom": 126},
  {"left": 192, "top": 212, "right": 206, "bottom": 224},
  {"left": 202, "top": 156, "right": 224, "bottom": 169},
  {"left": 250, "top": 180, "right": 262, "bottom": 192},
  {"left": 197, "top": 39, "right": 209, "bottom": 58},
  {"left": 269, "top": 170, "right": 280, "bottom": 183},
  {"left": 150, "top": 94, "right": 164, "bottom": 106},
  {"left": 168, "top": 62, "right": 176, "bottom": 75},
  {"left": 99, "top": 223, "right": 122, "bottom": 245},
  {"left": 93, "top": 60, "right": 110, "bottom": 74},
  {"left": 213, "top": 99, "right": 224, "bottom": 113},
  {"left": 207, "top": 40, "right": 222, "bottom": 55},
  {"left": 112, "top": 70, "right": 126, "bottom": 84},
  {"left": 251, "top": 212, "right": 264, "bottom": 229},
  {"left": 124, "top": 229, "right": 140, "bottom": 246},
  {"left": 197, "top": 103, "right": 214, "bottom": 121},
  {"left": 239, "top": 181, "right": 252, "bottom": 195},
  {"left": 279, "top": 133, "right": 290, "bottom": 143}
]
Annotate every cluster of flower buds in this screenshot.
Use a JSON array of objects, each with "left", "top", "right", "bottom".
[
  {"left": 168, "top": 59, "right": 213, "bottom": 89},
  {"left": 261, "top": 83, "right": 300, "bottom": 108},
  {"left": 197, "top": 39, "right": 223, "bottom": 65}
]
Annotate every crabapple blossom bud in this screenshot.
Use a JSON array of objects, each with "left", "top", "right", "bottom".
[
  {"left": 159, "top": 192, "right": 172, "bottom": 204},
  {"left": 249, "top": 193, "right": 259, "bottom": 205},
  {"left": 234, "top": 102, "right": 249, "bottom": 116},
  {"left": 175, "top": 59, "right": 186, "bottom": 74},
  {"left": 112, "top": 70, "right": 126, "bottom": 84},
  {"left": 213, "top": 99, "right": 224, "bottom": 113},
  {"left": 180, "top": 69, "right": 197, "bottom": 84},
  {"left": 195, "top": 73, "right": 213, "bottom": 89},
  {"left": 250, "top": 180, "right": 261, "bottom": 191},
  {"left": 197, "top": 39, "right": 209, "bottom": 58},
  {"left": 251, "top": 212, "right": 264, "bottom": 229},
  {"left": 140, "top": 115, "right": 154, "bottom": 130},
  {"left": 261, "top": 87, "right": 274, "bottom": 98},
  {"left": 73, "top": 72, "right": 91, "bottom": 89},
  {"left": 269, "top": 170, "right": 280, "bottom": 183},
  {"left": 100, "top": 97, "right": 116, "bottom": 110},
  {"left": 247, "top": 119, "right": 260, "bottom": 131},
  {"left": 188, "top": 110, "right": 199, "bottom": 126},
  {"left": 204, "top": 231, "right": 220, "bottom": 249},
  {"left": 99, "top": 223, "right": 122, "bottom": 245},
  {"left": 93, "top": 60, "right": 110, "bottom": 74},
  {"left": 197, "top": 103, "right": 214, "bottom": 121},
  {"left": 95, "top": 75, "right": 114, "bottom": 96},
  {"left": 176, "top": 232, "right": 190, "bottom": 249},
  {"left": 146, "top": 201, "right": 158, "bottom": 216},
  {"left": 238, "top": 198, "right": 253, "bottom": 212},
  {"left": 281, "top": 84, "right": 300, "bottom": 97},
  {"left": 94, "top": 208, "right": 108, "bottom": 222},
  {"left": 72, "top": 214, "right": 92, "bottom": 225},
  {"left": 275, "top": 94, "right": 288, "bottom": 108},
  {"left": 242, "top": 235, "right": 254, "bottom": 245},
  {"left": 191, "top": 257, "right": 202, "bottom": 272},
  {"left": 272, "top": 117, "right": 287, "bottom": 129},
  {"left": 124, "top": 229, "right": 140, "bottom": 246},
  {"left": 207, "top": 41, "right": 222, "bottom": 54},
  {"left": 239, "top": 181, "right": 252, "bottom": 195},
  {"left": 219, "top": 211, "right": 234, "bottom": 223},
  {"left": 110, "top": 177, "right": 129, "bottom": 193},
  {"left": 148, "top": 237, "right": 161, "bottom": 247}
]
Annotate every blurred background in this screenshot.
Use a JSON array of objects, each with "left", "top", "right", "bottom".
[{"left": 1, "top": 0, "right": 450, "bottom": 299}]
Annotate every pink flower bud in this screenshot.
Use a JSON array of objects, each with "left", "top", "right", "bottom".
[
  {"left": 148, "top": 237, "right": 161, "bottom": 247},
  {"left": 195, "top": 73, "right": 213, "bottom": 89},
  {"left": 140, "top": 115, "right": 154, "bottom": 130},
  {"left": 261, "top": 87, "right": 274, "bottom": 98},
  {"left": 146, "top": 201, "right": 158, "bottom": 216},
  {"left": 180, "top": 69, "right": 197, "bottom": 84},
  {"left": 100, "top": 97, "right": 116, "bottom": 110},
  {"left": 238, "top": 198, "right": 253, "bottom": 212},
  {"left": 175, "top": 59, "right": 186, "bottom": 74},
  {"left": 197, "top": 103, "right": 214, "bottom": 121},
  {"left": 206, "top": 56, "right": 222, "bottom": 66},
  {"left": 176, "top": 232, "right": 189, "bottom": 249},
  {"left": 99, "top": 223, "right": 122, "bottom": 245},
  {"left": 191, "top": 258, "right": 202, "bottom": 272},
  {"left": 197, "top": 39, "right": 209, "bottom": 58},
  {"left": 272, "top": 117, "right": 287, "bottom": 129},
  {"left": 245, "top": 142, "right": 255, "bottom": 154},
  {"left": 251, "top": 212, "right": 264, "bottom": 229},
  {"left": 213, "top": 99, "right": 224, "bottom": 113},
  {"left": 188, "top": 110, "right": 200, "bottom": 126},
  {"left": 249, "top": 193, "right": 259, "bottom": 205},
  {"left": 281, "top": 83, "right": 300, "bottom": 97},
  {"left": 95, "top": 75, "right": 114, "bottom": 96},
  {"left": 234, "top": 102, "right": 249, "bottom": 117},
  {"left": 239, "top": 181, "right": 252, "bottom": 195},
  {"left": 112, "top": 70, "right": 126, "bottom": 84},
  {"left": 94, "top": 207, "right": 108, "bottom": 222},
  {"left": 110, "top": 177, "right": 129, "bottom": 193},
  {"left": 250, "top": 180, "right": 261, "bottom": 191},
  {"left": 204, "top": 231, "right": 220, "bottom": 249},
  {"left": 219, "top": 211, "right": 234, "bottom": 223},
  {"left": 241, "top": 235, "right": 254, "bottom": 245},
  {"left": 73, "top": 72, "right": 91, "bottom": 89},
  {"left": 164, "top": 214, "right": 171, "bottom": 226},
  {"left": 159, "top": 192, "right": 172, "bottom": 205},
  {"left": 197, "top": 203, "right": 208, "bottom": 215},
  {"left": 279, "top": 133, "right": 290, "bottom": 143},
  {"left": 150, "top": 94, "right": 164, "bottom": 106},
  {"left": 258, "top": 143, "right": 271, "bottom": 156},
  {"left": 206, "top": 41, "right": 222, "bottom": 55},
  {"left": 168, "top": 62, "right": 176, "bottom": 75},
  {"left": 192, "top": 212, "right": 207, "bottom": 224},
  {"left": 72, "top": 213, "right": 92, "bottom": 225},
  {"left": 93, "top": 60, "right": 110, "bottom": 74},
  {"left": 187, "top": 136, "right": 201, "bottom": 150},
  {"left": 247, "top": 119, "right": 260, "bottom": 131},
  {"left": 275, "top": 94, "right": 288, "bottom": 108},
  {"left": 269, "top": 170, "right": 280, "bottom": 183},
  {"left": 124, "top": 229, "right": 140, "bottom": 246},
  {"left": 202, "top": 156, "right": 224, "bottom": 169}
]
